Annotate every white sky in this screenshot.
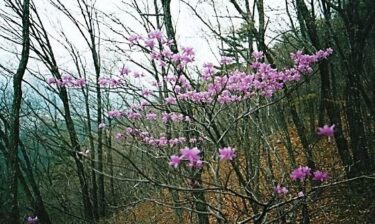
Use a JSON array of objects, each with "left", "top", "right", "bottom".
[{"left": 0, "top": 0, "right": 291, "bottom": 82}]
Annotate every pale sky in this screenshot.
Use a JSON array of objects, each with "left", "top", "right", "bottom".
[{"left": 0, "top": 0, "right": 290, "bottom": 82}]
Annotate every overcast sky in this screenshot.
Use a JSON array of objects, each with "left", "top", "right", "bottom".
[{"left": 0, "top": 0, "right": 290, "bottom": 82}]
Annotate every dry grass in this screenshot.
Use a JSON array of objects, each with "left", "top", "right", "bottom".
[{"left": 103, "top": 127, "right": 374, "bottom": 223}]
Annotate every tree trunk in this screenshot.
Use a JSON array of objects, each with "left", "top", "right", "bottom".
[
  {"left": 295, "top": 0, "right": 353, "bottom": 175},
  {"left": 6, "top": 0, "right": 30, "bottom": 222}
]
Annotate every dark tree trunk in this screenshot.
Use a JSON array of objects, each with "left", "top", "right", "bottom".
[
  {"left": 295, "top": 0, "right": 353, "bottom": 176},
  {"left": 19, "top": 144, "right": 52, "bottom": 224},
  {"left": 6, "top": 0, "right": 30, "bottom": 223}
]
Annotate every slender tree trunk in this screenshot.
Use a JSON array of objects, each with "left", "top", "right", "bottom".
[
  {"left": 287, "top": 93, "right": 316, "bottom": 170},
  {"left": 295, "top": 0, "right": 353, "bottom": 175},
  {"left": 192, "top": 169, "right": 210, "bottom": 224},
  {"left": 55, "top": 75, "right": 94, "bottom": 221},
  {"left": 94, "top": 43, "right": 105, "bottom": 218},
  {"left": 19, "top": 144, "right": 52, "bottom": 224},
  {"left": 84, "top": 89, "right": 98, "bottom": 220},
  {"left": 6, "top": 0, "right": 30, "bottom": 222}
]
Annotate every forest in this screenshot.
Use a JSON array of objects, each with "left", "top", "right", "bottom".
[{"left": 0, "top": 0, "right": 374, "bottom": 223}]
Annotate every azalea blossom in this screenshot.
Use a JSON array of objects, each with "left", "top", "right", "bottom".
[
  {"left": 312, "top": 170, "right": 329, "bottom": 182},
  {"left": 169, "top": 155, "right": 182, "bottom": 168},
  {"left": 165, "top": 96, "right": 177, "bottom": 105},
  {"left": 146, "top": 112, "right": 157, "bottom": 120},
  {"left": 317, "top": 124, "right": 335, "bottom": 137},
  {"left": 148, "top": 29, "right": 163, "bottom": 40},
  {"left": 115, "top": 133, "right": 124, "bottom": 140},
  {"left": 274, "top": 184, "right": 288, "bottom": 195},
  {"left": 218, "top": 147, "right": 236, "bottom": 161},
  {"left": 180, "top": 147, "right": 201, "bottom": 163},
  {"left": 188, "top": 159, "right": 203, "bottom": 168},
  {"left": 27, "top": 216, "right": 39, "bottom": 224},
  {"left": 120, "top": 67, "right": 130, "bottom": 76},
  {"left": 290, "top": 166, "right": 311, "bottom": 181},
  {"left": 107, "top": 110, "right": 123, "bottom": 119},
  {"left": 220, "top": 56, "right": 233, "bottom": 65}
]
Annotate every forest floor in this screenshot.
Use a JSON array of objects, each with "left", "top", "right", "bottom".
[{"left": 103, "top": 128, "right": 375, "bottom": 223}]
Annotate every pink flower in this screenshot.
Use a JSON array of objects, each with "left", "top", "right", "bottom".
[
  {"left": 146, "top": 112, "right": 157, "bottom": 120},
  {"left": 317, "top": 124, "right": 335, "bottom": 137},
  {"left": 252, "top": 51, "right": 264, "bottom": 60},
  {"left": 98, "top": 123, "right": 106, "bottom": 129},
  {"left": 220, "top": 56, "right": 233, "bottom": 65},
  {"left": 148, "top": 29, "right": 163, "bottom": 40},
  {"left": 165, "top": 96, "right": 177, "bottom": 105},
  {"left": 27, "top": 216, "right": 39, "bottom": 224},
  {"left": 128, "top": 34, "right": 142, "bottom": 45},
  {"left": 115, "top": 133, "right": 124, "bottom": 140},
  {"left": 127, "top": 111, "right": 141, "bottom": 120},
  {"left": 312, "top": 170, "right": 329, "bottom": 182},
  {"left": 73, "top": 78, "right": 86, "bottom": 87},
  {"left": 141, "top": 89, "right": 152, "bottom": 96},
  {"left": 125, "top": 127, "right": 134, "bottom": 135},
  {"left": 120, "top": 67, "right": 130, "bottom": 76},
  {"left": 161, "top": 112, "right": 171, "bottom": 123},
  {"left": 182, "top": 47, "right": 194, "bottom": 56},
  {"left": 180, "top": 147, "right": 201, "bottom": 163},
  {"left": 162, "top": 47, "right": 173, "bottom": 58},
  {"left": 47, "top": 77, "right": 57, "bottom": 85},
  {"left": 188, "top": 159, "right": 203, "bottom": 168},
  {"left": 202, "top": 63, "right": 215, "bottom": 80},
  {"left": 107, "top": 110, "right": 123, "bottom": 119},
  {"left": 274, "top": 184, "right": 288, "bottom": 195},
  {"left": 298, "top": 191, "right": 305, "bottom": 197},
  {"left": 218, "top": 147, "right": 236, "bottom": 161},
  {"left": 290, "top": 166, "right": 311, "bottom": 181},
  {"left": 169, "top": 155, "right": 182, "bottom": 168},
  {"left": 170, "top": 113, "right": 184, "bottom": 122},
  {"left": 144, "top": 39, "right": 155, "bottom": 49}
]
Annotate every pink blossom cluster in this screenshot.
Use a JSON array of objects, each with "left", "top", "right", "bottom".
[
  {"left": 26, "top": 215, "right": 39, "bottom": 224},
  {"left": 274, "top": 184, "right": 288, "bottom": 195},
  {"left": 290, "top": 166, "right": 329, "bottom": 182},
  {"left": 47, "top": 75, "right": 86, "bottom": 88},
  {"left": 218, "top": 147, "right": 236, "bottom": 160},
  {"left": 115, "top": 127, "right": 192, "bottom": 148},
  {"left": 168, "top": 48, "right": 332, "bottom": 104},
  {"left": 142, "top": 135, "right": 187, "bottom": 147},
  {"left": 168, "top": 145, "right": 236, "bottom": 169},
  {"left": 202, "top": 63, "right": 216, "bottom": 80},
  {"left": 126, "top": 111, "right": 142, "bottom": 120},
  {"left": 170, "top": 47, "right": 195, "bottom": 69},
  {"left": 162, "top": 74, "right": 192, "bottom": 92},
  {"left": 161, "top": 112, "right": 189, "bottom": 123},
  {"left": 220, "top": 56, "right": 233, "bottom": 65},
  {"left": 312, "top": 170, "right": 329, "bottom": 182},
  {"left": 275, "top": 166, "right": 329, "bottom": 196},
  {"left": 119, "top": 66, "right": 146, "bottom": 79},
  {"left": 317, "top": 124, "right": 335, "bottom": 137},
  {"left": 128, "top": 30, "right": 195, "bottom": 69},
  {"left": 98, "top": 77, "right": 123, "bottom": 87},
  {"left": 290, "top": 166, "right": 312, "bottom": 181},
  {"left": 127, "top": 34, "right": 143, "bottom": 46},
  {"left": 145, "top": 112, "right": 157, "bottom": 120},
  {"left": 120, "top": 67, "right": 131, "bottom": 76},
  {"left": 291, "top": 48, "right": 333, "bottom": 73},
  {"left": 169, "top": 147, "right": 203, "bottom": 168},
  {"left": 107, "top": 110, "right": 124, "bottom": 119}
]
